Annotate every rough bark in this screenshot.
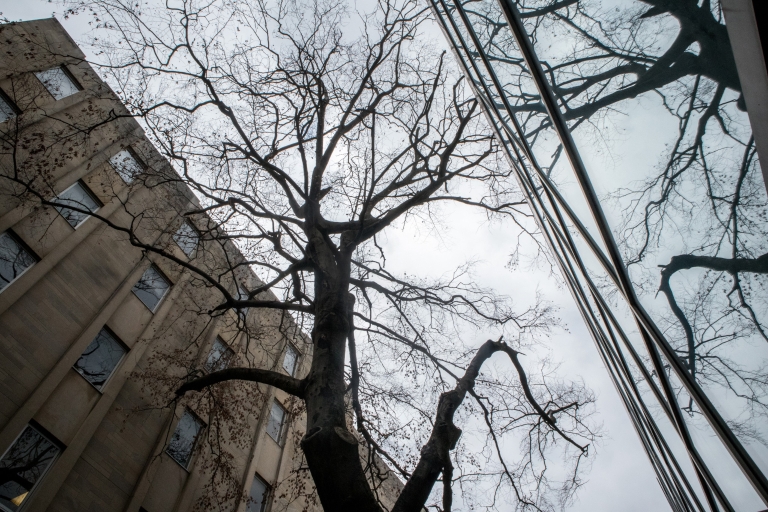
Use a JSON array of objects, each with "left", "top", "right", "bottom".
[{"left": 298, "top": 228, "right": 384, "bottom": 512}]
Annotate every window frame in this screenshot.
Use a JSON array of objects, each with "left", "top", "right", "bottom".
[
  {"left": 246, "top": 472, "right": 271, "bottom": 512},
  {"left": 265, "top": 400, "right": 287, "bottom": 445},
  {"left": 0, "top": 421, "right": 63, "bottom": 512},
  {"left": 282, "top": 343, "right": 299, "bottom": 377},
  {"left": 131, "top": 264, "right": 172, "bottom": 313},
  {"left": 237, "top": 284, "right": 250, "bottom": 320},
  {"left": 109, "top": 146, "right": 147, "bottom": 184},
  {"left": 34, "top": 65, "right": 83, "bottom": 101},
  {"left": 72, "top": 327, "right": 128, "bottom": 392},
  {"left": 53, "top": 180, "right": 102, "bottom": 229},
  {"left": 173, "top": 220, "right": 200, "bottom": 258},
  {"left": 165, "top": 409, "right": 205, "bottom": 470},
  {"left": 0, "top": 87, "right": 20, "bottom": 123},
  {"left": 203, "top": 336, "right": 235, "bottom": 373},
  {"left": 0, "top": 230, "right": 38, "bottom": 294}
]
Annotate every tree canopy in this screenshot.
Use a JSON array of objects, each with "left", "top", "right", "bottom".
[{"left": 0, "top": 0, "right": 602, "bottom": 510}]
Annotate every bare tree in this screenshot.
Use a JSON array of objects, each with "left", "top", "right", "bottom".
[{"left": 0, "top": 0, "right": 598, "bottom": 510}]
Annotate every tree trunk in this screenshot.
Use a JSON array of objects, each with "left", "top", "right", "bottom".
[{"left": 300, "top": 230, "right": 382, "bottom": 512}]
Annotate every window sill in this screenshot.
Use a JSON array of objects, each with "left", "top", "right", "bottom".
[{"left": 165, "top": 450, "right": 193, "bottom": 473}]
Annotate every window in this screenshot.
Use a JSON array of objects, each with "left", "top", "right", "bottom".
[
  {"left": 246, "top": 474, "right": 270, "bottom": 512},
  {"left": 282, "top": 344, "right": 298, "bottom": 377},
  {"left": 132, "top": 265, "right": 170, "bottom": 312},
  {"left": 109, "top": 148, "right": 145, "bottom": 183},
  {"left": 73, "top": 328, "right": 126, "bottom": 391},
  {"left": 0, "top": 424, "right": 60, "bottom": 511},
  {"left": 0, "top": 231, "right": 36, "bottom": 293},
  {"left": 266, "top": 400, "right": 286, "bottom": 443},
  {"left": 173, "top": 221, "right": 199, "bottom": 258},
  {"left": 53, "top": 181, "right": 100, "bottom": 228},
  {"left": 237, "top": 284, "right": 250, "bottom": 319},
  {"left": 204, "top": 337, "right": 235, "bottom": 373},
  {"left": 166, "top": 410, "right": 204, "bottom": 469},
  {"left": 34, "top": 66, "right": 81, "bottom": 100},
  {"left": 0, "top": 89, "right": 19, "bottom": 123}
]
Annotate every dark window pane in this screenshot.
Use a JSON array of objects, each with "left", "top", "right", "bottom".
[
  {"left": 282, "top": 345, "right": 298, "bottom": 376},
  {"left": 132, "top": 266, "right": 170, "bottom": 312},
  {"left": 0, "top": 232, "right": 36, "bottom": 292},
  {"left": 237, "top": 285, "right": 250, "bottom": 319},
  {"left": 109, "top": 149, "right": 144, "bottom": 183},
  {"left": 34, "top": 67, "right": 79, "bottom": 100},
  {"left": 0, "top": 95, "right": 15, "bottom": 123},
  {"left": 246, "top": 474, "right": 269, "bottom": 512},
  {"left": 266, "top": 401, "right": 285, "bottom": 443},
  {"left": 204, "top": 337, "right": 234, "bottom": 373},
  {"left": 0, "top": 425, "right": 59, "bottom": 511},
  {"left": 173, "top": 222, "right": 198, "bottom": 258},
  {"left": 73, "top": 328, "right": 126, "bottom": 390},
  {"left": 166, "top": 411, "right": 204, "bottom": 468},
  {"left": 54, "top": 181, "right": 100, "bottom": 228}
]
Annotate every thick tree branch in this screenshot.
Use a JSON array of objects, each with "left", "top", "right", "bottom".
[
  {"left": 659, "top": 251, "right": 768, "bottom": 373},
  {"left": 176, "top": 368, "right": 306, "bottom": 398},
  {"left": 393, "top": 339, "right": 587, "bottom": 512},
  {"left": 662, "top": 253, "right": 768, "bottom": 277}
]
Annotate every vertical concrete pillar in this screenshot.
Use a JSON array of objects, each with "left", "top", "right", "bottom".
[
  {"left": 0, "top": 258, "right": 149, "bottom": 454},
  {"left": 122, "top": 310, "right": 222, "bottom": 512},
  {"left": 23, "top": 270, "right": 194, "bottom": 512}
]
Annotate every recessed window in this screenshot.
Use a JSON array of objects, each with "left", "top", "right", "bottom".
[
  {"left": 282, "top": 344, "right": 298, "bottom": 377},
  {"left": 237, "top": 284, "right": 250, "bottom": 319},
  {"left": 53, "top": 181, "right": 100, "bottom": 228},
  {"left": 132, "top": 265, "right": 171, "bottom": 312},
  {"left": 0, "top": 424, "right": 60, "bottom": 511},
  {"left": 73, "top": 328, "right": 127, "bottom": 391},
  {"left": 0, "top": 89, "right": 19, "bottom": 123},
  {"left": 204, "top": 337, "right": 235, "bottom": 373},
  {"left": 0, "top": 231, "right": 37, "bottom": 293},
  {"left": 246, "top": 474, "right": 270, "bottom": 512},
  {"left": 266, "top": 400, "right": 286, "bottom": 443},
  {"left": 166, "top": 410, "right": 204, "bottom": 469},
  {"left": 109, "top": 148, "right": 145, "bottom": 183},
  {"left": 34, "top": 66, "right": 81, "bottom": 100},
  {"left": 173, "top": 221, "right": 199, "bottom": 258}
]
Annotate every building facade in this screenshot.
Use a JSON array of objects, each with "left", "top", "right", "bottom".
[{"left": 0, "top": 18, "right": 340, "bottom": 512}]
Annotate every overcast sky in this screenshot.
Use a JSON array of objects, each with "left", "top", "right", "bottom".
[{"left": 3, "top": 1, "right": 752, "bottom": 510}]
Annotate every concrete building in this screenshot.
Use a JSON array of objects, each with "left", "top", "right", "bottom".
[{"left": 0, "top": 18, "right": 403, "bottom": 512}]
